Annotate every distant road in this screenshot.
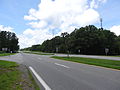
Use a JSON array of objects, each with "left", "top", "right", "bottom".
[
  {"left": 0, "top": 53, "right": 120, "bottom": 90},
  {"left": 55, "top": 54, "right": 120, "bottom": 61}
]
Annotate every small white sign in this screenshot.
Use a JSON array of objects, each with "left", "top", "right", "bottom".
[{"left": 105, "top": 48, "right": 109, "bottom": 55}]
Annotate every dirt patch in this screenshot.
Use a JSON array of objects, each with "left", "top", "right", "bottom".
[{"left": 17, "top": 64, "right": 39, "bottom": 90}]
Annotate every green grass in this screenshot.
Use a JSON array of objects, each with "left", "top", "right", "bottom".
[
  {"left": 97, "top": 55, "right": 120, "bottom": 57},
  {"left": 0, "top": 53, "right": 16, "bottom": 56},
  {"left": 52, "top": 56, "right": 120, "bottom": 70},
  {"left": 0, "top": 60, "right": 22, "bottom": 90},
  {"left": 34, "top": 53, "right": 54, "bottom": 55},
  {"left": 28, "top": 68, "right": 40, "bottom": 90},
  {"left": 25, "top": 51, "right": 54, "bottom": 55},
  {"left": 111, "top": 55, "right": 120, "bottom": 57}
]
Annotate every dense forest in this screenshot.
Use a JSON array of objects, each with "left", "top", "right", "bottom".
[
  {"left": 22, "top": 25, "right": 120, "bottom": 55},
  {"left": 0, "top": 31, "right": 19, "bottom": 53}
]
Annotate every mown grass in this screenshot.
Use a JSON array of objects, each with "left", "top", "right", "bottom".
[
  {"left": 25, "top": 51, "right": 54, "bottom": 55},
  {"left": 28, "top": 68, "right": 40, "bottom": 90},
  {"left": 52, "top": 56, "right": 120, "bottom": 70},
  {"left": 0, "top": 60, "right": 22, "bottom": 90},
  {"left": 0, "top": 53, "right": 15, "bottom": 56}
]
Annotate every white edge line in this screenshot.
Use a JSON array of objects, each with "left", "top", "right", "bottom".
[
  {"left": 55, "top": 63, "right": 70, "bottom": 68},
  {"left": 29, "top": 66, "right": 51, "bottom": 90}
]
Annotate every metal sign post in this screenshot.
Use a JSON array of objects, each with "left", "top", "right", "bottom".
[
  {"left": 105, "top": 48, "right": 109, "bottom": 56},
  {"left": 78, "top": 49, "right": 80, "bottom": 54}
]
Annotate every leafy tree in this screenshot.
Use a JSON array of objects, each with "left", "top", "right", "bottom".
[
  {"left": 0, "top": 31, "right": 19, "bottom": 52},
  {"left": 23, "top": 25, "right": 120, "bottom": 55}
]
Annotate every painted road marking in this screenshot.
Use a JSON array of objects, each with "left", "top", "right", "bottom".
[
  {"left": 29, "top": 66, "right": 51, "bottom": 90},
  {"left": 54, "top": 63, "right": 70, "bottom": 68}
]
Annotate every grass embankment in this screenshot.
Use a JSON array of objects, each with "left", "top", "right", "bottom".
[
  {"left": 0, "top": 53, "right": 15, "bottom": 56},
  {"left": 27, "top": 69, "right": 40, "bottom": 90},
  {"left": 25, "top": 51, "right": 54, "bottom": 55},
  {"left": 52, "top": 56, "right": 120, "bottom": 70},
  {"left": 0, "top": 60, "right": 21, "bottom": 90},
  {"left": 0, "top": 60, "right": 40, "bottom": 90}
]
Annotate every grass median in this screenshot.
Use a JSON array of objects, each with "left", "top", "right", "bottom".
[
  {"left": 0, "top": 53, "right": 16, "bottom": 56},
  {"left": 52, "top": 56, "right": 120, "bottom": 70},
  {"left": 24, "top": 51, "right": 54, "bottom": 55}
]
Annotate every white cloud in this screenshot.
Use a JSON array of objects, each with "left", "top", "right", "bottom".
[
  {"left": 18, "top": 28, "right": 52, "bottom": 48},
  {"left": 20, "top": 0, "right": 107, "bottom": 48},
  {"left": 90, "top": 0, "right": 107, "bottom": 8},
  {"left": 0, "top": 25, "right": 14, "bottom": 32},
  {"left": 24, "top": 8, "right": 38, "bottom": 20},
  {"left": 74, "top": 9, "right": 99, "bottom": 26},
  {"left": 110, "top": 25, "right": 120, "bottom": 36},
  {"left": 28, "top": 21, "right": 47, "bottom": 29}
]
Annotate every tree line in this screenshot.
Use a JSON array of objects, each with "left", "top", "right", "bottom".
[
  {"left": 22, "top": 25, "right": 120, "bottom": 55},
  {"left": 0, "top": 31, "right": 19, "bottom": 53}
]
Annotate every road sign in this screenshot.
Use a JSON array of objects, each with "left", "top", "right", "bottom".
[
  {"left": 78, "top": 49, "right": 80, "bottom": 53},
  {"left": 2, "top": 48, "right": 7, "bottom": 51},
  {"left": 105, "top": 48, "right": 109, "bottom": 55}
]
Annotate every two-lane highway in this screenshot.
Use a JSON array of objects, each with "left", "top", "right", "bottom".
[{"left": 0, "top": 53, "right": 120, "bottom": 90}]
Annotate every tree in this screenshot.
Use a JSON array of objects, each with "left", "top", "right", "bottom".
[
  {"left": 0, "top": 31, "right": 19, "bottom": 52},
  {"left": 24, "top": 25, "right": 120, "bottom": 55}
]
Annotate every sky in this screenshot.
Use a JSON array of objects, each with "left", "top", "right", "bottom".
[{"left": 0, "top": 0, "right": 120, "bottom": 48}]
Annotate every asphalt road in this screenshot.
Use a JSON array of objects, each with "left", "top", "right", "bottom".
[{"left": 0, "top": 53, "right": 120, "bottom": 90}]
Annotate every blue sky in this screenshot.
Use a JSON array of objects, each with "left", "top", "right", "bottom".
[
  {"left": 0, "top": 0, "right": 39, "bottom": 34},
  {"left": 96, "top": 0, "right": 120, "bottom": 28},
  {"left": 0, "top": 0, "right": 120, "bottom": 48}
]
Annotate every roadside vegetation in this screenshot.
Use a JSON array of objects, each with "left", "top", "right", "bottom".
[
  {"left": 0, "top": 60, "right": 21, "bottom": 90},
  {"left": 21, "top": 25, "right": 120, "bottom": 56},
  {"left": 24, "top": 51, "right": 54, "bottom": 55},
  {"left": 0, "top": 53, "right": 16, "bottom": 56},
  {"left": 52, "top": 56, "right": 120, "bottom": 70},
  {"left": 0, "top": 60, "right": 40, "bottom": 90},
  {"left": 0, "top": 31, "right": 19, "bottom": 53}
]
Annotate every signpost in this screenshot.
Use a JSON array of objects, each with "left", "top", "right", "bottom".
[
  {"left": 67, "top": 50, "right": 70, "bottom": 58},
  {"left": 78, "top": 49, "right": 80, "bottom": 54},
  {"left": 56, "top": 47, "right": 58, "bottom": 53},
  {"left": 2, "top": 48, "right": 7, "bottom": 51},
  {"left": 105, "top": 48, "right": 109, "bottom": 56}
]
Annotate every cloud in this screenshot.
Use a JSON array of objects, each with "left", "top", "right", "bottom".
[
  {"left": 28, "top": 20, "right": 47, "bottom": 29},
  {"left": 90, "top": 0, "right": 107, "bottom": 8},
  {"left": 110, "top": 25, "right": 120, "bottom": 36},
  {"left": 20, "top": 0, "right": 107, "bottom": 48},
  {"left": 0, "top": 25, "right": 14, "bottom": 32},
  {"left": 18, "top": 28, "right": 52, "bottom": 48}
]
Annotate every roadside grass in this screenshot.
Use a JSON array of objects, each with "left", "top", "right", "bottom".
[
  {"left": 0, "top": 60, "right": 40, "bottom": 90},
  {"left": 0, "top": 53, "right": 16, "bottom": 56},
  {"left": 110, "top": 55, "right": 120, "bottom": 57},
  {"left": 28, "top": 68, "right": 40, "bottom": 90},
  {"left": 24, "top": 51, "right": 54, "bottom": 55},
  {"left": 96, "top": 55, "right": 120, "bottom": 57},
  {"left": 0, "top": 60, "right": 21, "bottom": 90},
  {"left": 52, "top": 56, "right": 120, "bottom": 70}
]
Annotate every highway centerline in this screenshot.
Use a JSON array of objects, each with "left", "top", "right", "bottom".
[
  {"left": 29, "top": 66, "right": 51, "bottom": 90},
  {"left": 54, "top": 63, "right": 70, "bottom": 68}
]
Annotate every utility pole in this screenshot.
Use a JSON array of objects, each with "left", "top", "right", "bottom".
[
  {"left": 100, "top": 18, "right": 103, "bottom": 30},
  {"left": 52, "top": 29, "right": 56, "bottom": 53}
]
